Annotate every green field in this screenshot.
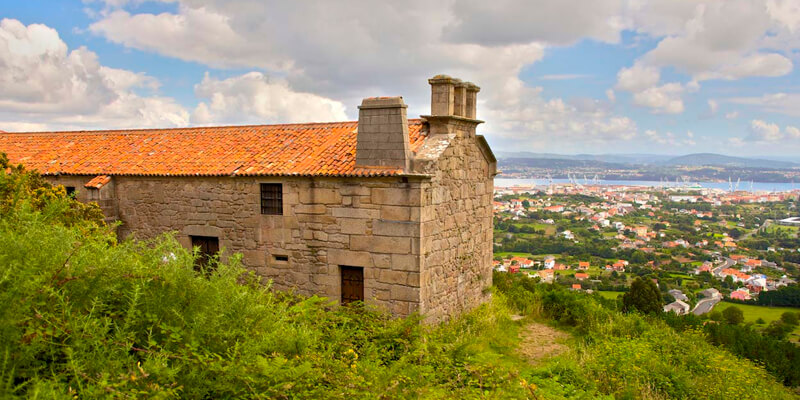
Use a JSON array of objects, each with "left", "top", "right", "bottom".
[
  {"left": 597, "top": 291, "right": 625, "bottom": 299},
  {"left": 494, "top": 251, "right": 537, "bottom": 259},
  {"left": 714, "top": 302, "right": 800, "bottom": 340}
]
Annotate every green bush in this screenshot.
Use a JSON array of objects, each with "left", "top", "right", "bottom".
[
  {"left": 723, "top": 306, "right": 745, "bottom": 325},
  {"left": 780, "top": 311, "right": 799, "bottom": 326}
]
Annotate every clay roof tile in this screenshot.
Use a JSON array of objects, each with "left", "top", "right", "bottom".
[{"left": 0, "top": 120, "right": 427, "bottom": 177}]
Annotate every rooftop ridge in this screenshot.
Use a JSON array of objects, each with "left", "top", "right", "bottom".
[{"left": 1, "top": 118, "right": 425, "bottom": 136}]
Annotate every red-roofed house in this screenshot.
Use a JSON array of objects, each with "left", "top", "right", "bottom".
[
  {"left": 0, "top": 75, "right": 497, "bottom": 322},
  {"left": 730, "top": 289, "right": 751, "bottom": 301},
  {"left": 575, "top": 273, "right": 589, "bottom": 280},
  {"left": 537, "top": 269, "right": 555, "bottom": 283},
  {"left": 554, "top": 263, "right": 570, "bottom": 270},
  {"left": 746, "top": 259, "right": 762, "bottom": 268},
  {"left": 510, "top": 257, "right": 534, "bottom": 268}
]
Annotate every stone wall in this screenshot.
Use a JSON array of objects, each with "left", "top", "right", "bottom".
[
  {"left": 416, "top": 127, "right": 494, "bottom": 323},
  {"left": 44, "top": 174, "right": 427, "bottom": 317}
]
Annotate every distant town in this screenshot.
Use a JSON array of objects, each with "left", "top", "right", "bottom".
[{"left": 493, "top": 180, "right": 800, "bottom": 338}]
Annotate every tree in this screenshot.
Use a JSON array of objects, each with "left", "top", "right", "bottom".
[
  {"left": 780, "top": 312, "right": 799, "bottom": 326},
  {"left": 722, "top": 306, "right": 744, "bottom": 325},
  {"left": 522, "top": 199, "right": 531, "bottom": 208},
  {"left": 764, "top": 321, "right": 793, "bottom": 340},
  {"left": 622, "top": 277, "right": 663, "bottom": 314}
]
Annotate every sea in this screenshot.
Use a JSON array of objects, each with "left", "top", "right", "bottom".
[{"left": 494, "top": 178, "right": 800, "bottom": 193}]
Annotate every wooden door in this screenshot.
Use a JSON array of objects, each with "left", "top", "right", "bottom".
[
  {"left": 191, "top": 236, "right": 219, "bottom": 270},
  {"left": 340, "top": 266, "right": 364, "bottom": 304}
]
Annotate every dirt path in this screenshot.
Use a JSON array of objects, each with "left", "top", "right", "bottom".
[{"left": 516, "top": 321, "right": 571, "bottom": 364}]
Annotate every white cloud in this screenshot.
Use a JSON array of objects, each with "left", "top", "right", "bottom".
[
  {"left": 644, "top": 129, "right": 695, "bottom": 146},
  {"left": 616, "top": 63, "right": 660, "bottom": 92},
  {"left": 80, "top": 0, "right": 800, "bottom": 152},
  {"left": 644, "top": 129, "right": 666, "bottom": 144},
  {"left": 443, "top": 0, "right": 625, "bottom": 46},
  {"left": 611, "top": 1, "right": 797, "bottom": 119},
  {"left": 191, "top": 72, "right": 348, "bottom": 125},
  {"left": 0, "top": 18, "right": 188, "bottom": 130},
  {"left": 726, "top": 93, "right": 800, "bottom": 117},
  {"left": 615, "top": 62, "right": 690, "bottom": 114},
  {"left": 638, "top": 1, "right": 794, "bottom": 81},
  {"left": 733, "top": 119, "right": 800, "bottom": 144},
  {"left": 766, "top": 0, "right": 800, "bottom": 34},
  {"left": 631, "top": 83, "right": 686, "bottom": 114},
  {"left": 86, "top": 1, "right": 640, "bottom": 151},
  {"left": 707, "top": 100, "right": 718, "bottom": 114},
  {"left": 606, "top": 89, "right": 615, "bottom": 102},
  {"left": 748, "top": 119, "right": 783, "bottom": 142},
  {"left": 725, "top": 111, "right": 739, "bottom": 119}
]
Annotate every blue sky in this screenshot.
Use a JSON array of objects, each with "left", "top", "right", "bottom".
[{"left": 2, "top": 0, "right": 800, "bottom": 157}]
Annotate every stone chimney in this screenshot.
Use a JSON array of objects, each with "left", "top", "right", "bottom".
[
  {"left": 356, "top": 97, "right": 410, "bottom": 170},
  {"left": 465, "top": 82, "right": 480, "bottom": 119},
  {"left": 427, "top": 75, "right": 480, "bottom": 120},
  {"left": 424, "top": 75, "right": 482, "bottom": 137}
]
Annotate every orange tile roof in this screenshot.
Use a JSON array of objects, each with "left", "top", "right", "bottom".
[
  {"left": 84, "top": 175, "right": 111, "bottom": 189},
  {"left": 0, "top": 120, "right": 427, "bottom": 177}
]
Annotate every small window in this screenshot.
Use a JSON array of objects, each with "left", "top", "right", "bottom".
[
  {"left": 260, "top": 183, "right": 283, "bottom": 215},
  {"left": 191, "top": 235, "right": 219, "bottom": 271},
  {"left": 65, "top": 186, "right": 76, "bottom": 198},
  {"left": 274, "top": 255, "right": 289, "bottom": 262}
]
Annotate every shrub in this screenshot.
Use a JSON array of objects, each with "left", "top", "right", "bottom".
[
  {"left": 764, "top": 321, "right": 794, "bottom": 341},
  {"left": 722, "top": 306, "right": 745, "bottom": 325},
  {"left": 780, "top": 311, "right": 799, "bottom": 326}
]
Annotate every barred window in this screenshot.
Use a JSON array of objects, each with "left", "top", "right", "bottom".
[{"left": 260, "top": 183, "right": 283, "bottom": 215}]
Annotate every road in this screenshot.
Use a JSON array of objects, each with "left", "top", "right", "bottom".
[
  {"left": 712, "top": 257, "right": 736, "bottom": 278},
  {"left": 740, "top": 219, "right": 770, "bottom": 241},
  {"left": 692, "top": 297, "right": 720, "bottom": 315}
]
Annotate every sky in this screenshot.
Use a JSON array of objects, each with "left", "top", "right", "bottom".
[{"left": 1, "top": 0, "right": 800, "bottom": 157}]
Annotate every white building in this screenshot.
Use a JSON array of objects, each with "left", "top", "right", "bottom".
[{"left": 664, "top": 300, "right": 691, "bottom": 315}]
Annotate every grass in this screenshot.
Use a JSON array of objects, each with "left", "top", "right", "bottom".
[
  {"left": 597, "top": 291, "right": 625, "bottom": 299},
  {"left": 714, "top": 302, "right": 800, "bottom": 340},
  {"left": 494, "top": 251, "right": 537, "bottom": 259}
]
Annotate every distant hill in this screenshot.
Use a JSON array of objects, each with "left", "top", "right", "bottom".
[
  {"left": 661, "top": 153, "right": 799, "bottom": 169},
  {"left": 496, "top": 152, "right": 674, "bottom": 165},
  {"left": 496, "top": 152, "right": 800, "bottom": 169},
  {"left": 499, "top": 157, "right": 630, "bottom": 169}
]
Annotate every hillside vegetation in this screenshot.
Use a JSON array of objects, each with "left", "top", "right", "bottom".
[{"left": 1, "top": 155, "right": 796, "bottom": 399}]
